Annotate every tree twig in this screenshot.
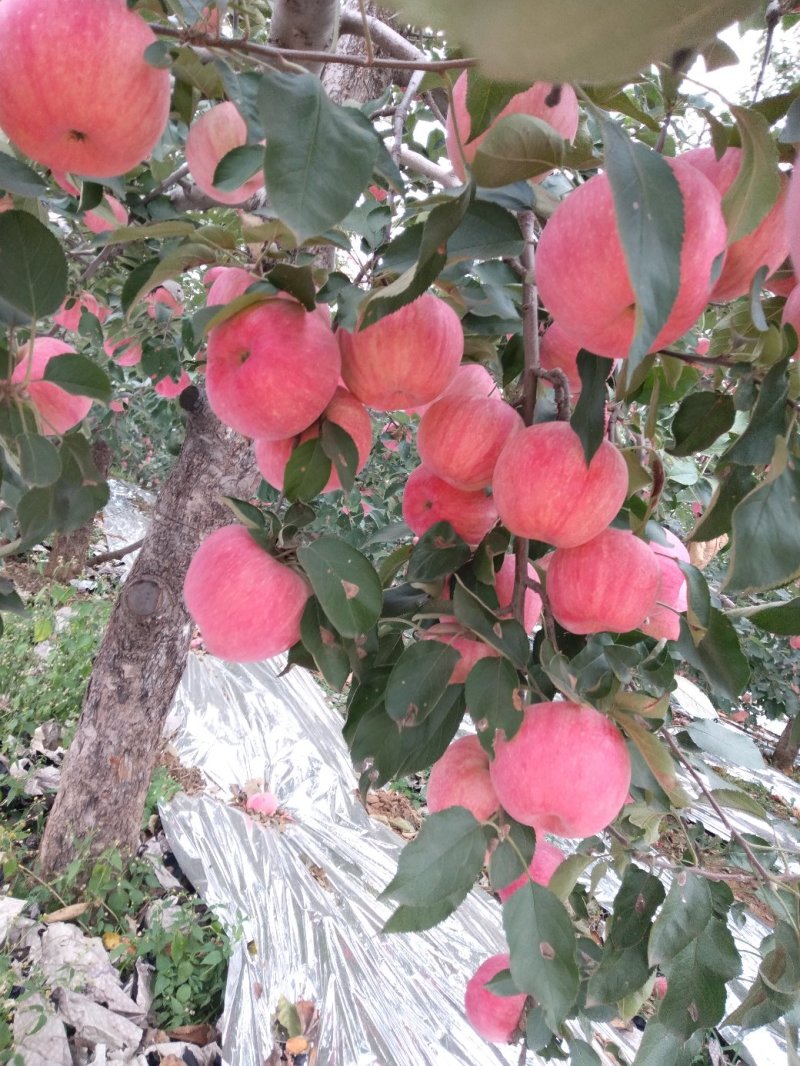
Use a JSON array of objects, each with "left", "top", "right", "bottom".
[
  {"left": 151, "top": 22, "right": 476, "bottom": 73},
  {"left": 393, "top": 70, "right": 425, "bottom": 166},
  {"left": 661, "top": 729, "right": 774, "bottom": 883},
  {"left": 90, "top": 539, "right": 145, "bottom": 566}
]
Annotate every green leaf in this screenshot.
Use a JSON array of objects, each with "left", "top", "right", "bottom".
[
  {"left": 668, "top": 392, "right": 736, "bottom": 457},
  {"left": 465, "top": 657, "right": 523, "bottom": 750},
  {"left": 571, "top": 352, "right": 614, "bottom": 463},
  {"left": 674, "top": 608, "right": 750, "bottom": 701},
  {"left": 463, "top": 69, "right": 529, "bottom": 142},
  {"left": 689, "top": 464, "right": 757, "bottom": 542},
  {"left": 379, "top": 808, "right": 488, "bottom": 932},
  {"left": 300, "top": 597, "right": 350, "bottom": 690},
  {"left": 659, "top": 939, "right": 729, "bottom": 1039},
  {"left": 709, "top": 787, "right": 768, "bottom": 820},
  {"left": 615, "top": 716, "right": 690, "bottom": 807},
  {"left": 296, "top": 535, "right": 382, "bottom": 638},
  {"left": 683, "top": 719, "right": 765, "bottom": 771},
  {"left": 0, "top": 154, "right": 47, "bottom": 197},
  {"left": 283, "top": 437, "right": 331, "bottom": 502},
  {"left": 568, "top": 1038, "right": 602, "bottom": 1066},
  {"left": 258, "top": 70, "right": 379, "bottom": 243},
  {"left": 723, "top": 359, "right": 789, "bottom": 467},
  {"left": 649, "top": 874, "right": 713, "bottom": 967},
  {"left": 488, "top": 820, "right": 536, "bottom": 892},
  {"left": 385, "top": 640, "right": 461, "bottom": 726},
  {"left": 407, "top": 521, "right": 471, "bottom": 582},
  {"left": 359, "top": 183, "right": 473, "bottom": 328},
  {"left": 679, "top": 561, "right": 711, "bottom": 642},
  {"left": 0, "top": 211, "right": 67, "bottom": 318},
  {"left": 382, "top": 0, "right": 758, "bottom": 84},
  {"left": 747, "top": 597, "right": 800, "bottom": 635},
  {"left": 588, "top": 942, "right": 651, "bottom": 1005},
  {"left": 779, "top": 96, "right": 800, "bottom": 143},
  {"left": 722, "top": 107, "right": 781, "bottom": 243},
  {"left": 0, "top": 579, "right": 25, "bottom": 615},
  {"left": 723, "top": 438, "right": 800, "bottom": 594},
  {"left": 220, "top": 496, "right": 268, "bottom": 531},
  {"left": 503, "top": 880, "right": 579, "bottom": 1030},
  {"left": 602, "top": 121, "right": 683, "bottom": 374},
  {"left": 762, "top": 921, "right": 800, "bottom": 996},
  {"left": 42, "top": 354, "right": 111, "bottom": 403},
  {"left": 320, "top": 421, "right": 359, "bottom": 493},
  {"left": 143, "top": 40, "right": 173, "bottom": 69},
  {"left": 265, "top": 264, "right": 317, "bottom": 312},
  {"left": 17, "top": 433, "right": 61, "bottom": 487},
  {"left": 471, "top": 115, "right": 566, "bottom": 187},
  {"left": 609, "top": 866, "right": 666, "bottom": 950},
  {"left": 212, "top": 144, "right": 264, "bottom": 193},
  {"left": 452, "top": 581, "right": 530, "bottom": 669}
]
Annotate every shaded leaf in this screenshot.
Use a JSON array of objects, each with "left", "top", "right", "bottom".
[
  {"left": 571, "top": 352, "right": 614, "bottom": 463},
  {"left": 674, "top": 608, "right": 750, "bottom": 701},
  {"left": 385, "top": 640, "right": 460, "bottom": 726},
  {"left": 407, "top": 521, "right": 471, "bottom": 582},
  {"left": 723, "top": 106, "right": 781, "bottom": 243},
  {"left": 471, "top": 115, "right": 566, "bottom": 187},
  {"left": 300, "top": 597, "right": 351, "bottom": 690},
  {"left": 42, "top": 354, "right": 111, "bottom": 403},
  {"left": 296, "top": 536, "right": 382, "bottom": 638},
  {"left": 724, "top": 358, "right": 789, "bottom": 466},
  {"left": 465, "top": 656, "right": 523, "bottom": 750},
  {"left": 0, "top": 211, "right": 67, "bottom": 318},
  {"left": 668, "top": 391, "right": 736, "bottom": 457},
  {"left": 0, "top": 154, "right": 47, "bottom": 197},
  {"left": 649, "top": 874, "right": 713, "bottom": 967},
  {"left": 283, "top": 438, "right": 331, "bottom": 503}
]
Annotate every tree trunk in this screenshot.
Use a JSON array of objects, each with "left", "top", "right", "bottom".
[
  {"left": 772, "top": 713, "right": 800, "bottom": 773},
  {"left": 38, "top": 389, "right": 259, "bottom": 876}
]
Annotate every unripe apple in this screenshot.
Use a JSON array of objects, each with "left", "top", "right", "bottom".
[
  {"left": 54, "top": 292, "right": 108, "bottom": 332},
  {"left": 547, "top": 528, "right": 662, "bottom": 635},
  {"left": 153, "top": 371, "right": 191, "bottom": 398},
  {"left": 184, "top": 525, "right": 310, "bottom": 661},
  {"left": 492, "top": 422, "right": 628, "bottom": 548},
  {"left": 490, "top": 701, "right": 632, "bottom": 837},
  {"left": 417, "top": 395, "right": 523, "bottom": 490},
  {"left": 12, "top": 338, "right": 92, "bottom": 435},
  {"left": 465, "top": 954, "right": 527, "bottom": 1043},
  {"left": 493, "top": 554, "right": 542, "bottom": 633},
  {"left": 339, "top": 294, "right": 463, "bottom": 411},
  {"left": 496, "top": 839, "right": 565, "bottom": 901},
  {"left": 186, "top": 101, "right": 265, "bottom": 205},
  {"left": 104, "top": 337, "right": 142, "bottom": 367},
  {"left": 84, "top": 194, "right": 127, "bottom": 235},
  {"left": 254, "top": 387, "right": 373, "bottom": 493},
  {"left": 246, "top": 791, "right": 279, "bottom": 816},
  {"left": 0, "top": 0, "right": 171, "bottom": 178},
  {"left": 422, "top": 624, "right": 502, "bottom": 684},
  {"left": 536, "top": 159, "right": 727, "bottom": 359},
  {"left": 681, "top": 146, "right": 789, "bottom": 303},
  {"left": 402, "top": 465, "right": 498, "bottom": 546},
  {"left": 446, "top": 73, "right": 580, "bottom": 182},
  {"left": 206, "top": 298, "right": 341, "bottom": 440},
  {"left": 426, "top": 735, "right": 500, "bottom": 820}
]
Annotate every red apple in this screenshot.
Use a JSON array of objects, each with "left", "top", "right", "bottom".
[
  {"left": 790, "top": 636, "right": 800, "bottom": 650},
  {"left": 493, "top": 554, "right": 542, "bottom": 633},
  {"left": 246, "top": 791, "right": 279, "bottom": 816},
  {"left": 765, "top": 261, "right": 796, "bottom": 298},
  {"left": 422, "top": 624, "right": 502, "bottom": 684},
  {"left": 417, "top": 395, "right": 523, "bottom": 490},
  {"left": 782, "top": 284, "right": 800, "bottom": 349},
  {"left": 536, "top": 158, "right": 727, "bottom": 358},
  {"left": 54, "top": 292, "right": 108, "bottom": 331},
  {"left": 146, "top": 283, "right": 183, "bottom": 320},
  {"left": 184, "top": 525, "right": 310, "bottom": 661},
  {"left": 408, "top": 362, "right": 497, "bottom": 417},
  {"left": 0, "top": 0, "right": 171, "bottom": 177},
  {"left": 464, "top": 954, "right": 527, "bottom": 1043},
  {"left": 254, "top": 387, "right": 373, "bottom": 493},
  {"left": 426, "top": 735, "right": 500, "bottom": 820},
  {"left": 104, "top": 337, "right": 142, "bottom": 367},
  {"left": 205, "top": 266, "right": 259, "bottom": 306},
  {"left": 11, "top": 338, "right": 93, "bottom": 435},
  {"left": 84, "top": 194, "right": 127, "bottom": 235},
  {"left": 496, "top": 839, "right": 565, "bottom": 901},
  {"left": 492, "top": 422, "right": 628, "bottom": 548},
  {"left": 547, "top": 528, "right": 662, "bottom": 635},
  {"left": 785, "top": 162, "right": 799, "bottom": 279},
  {"left": 206, "top": 298, "right": 341, "bottom": 440},
  {"left": 681, "top": 146, "right": 789, "bottom": 303},
  {"left": 153, "top": 370, "right": 191, "bottom": 398},
  {"left": 0, "top": 195, "right": 14, "bottom": 213},
  {"left": 403, "top": 465, "right": 498, "bottom": 546},
  {"left": 539, "top": 322, "right": 586, "bottom": 395},
  {"left": 490, "top": 700, "right": 632, "bottom": 837},
  {"left": 186, "top": 101, "right": 265, "bottom": 206},
  {"left": 446, "top": 73, "right": 580, "bottom": 182},
  {"left": 339, "top": 294, "right": 463, "bottom": 411}
]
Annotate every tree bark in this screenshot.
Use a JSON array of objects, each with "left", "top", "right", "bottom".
[
  {"left": 772, "top": 713, "right": 800, "bottom": 773},
  {"left": 38, "top": 390, "right": 259, "bottom": 876}
]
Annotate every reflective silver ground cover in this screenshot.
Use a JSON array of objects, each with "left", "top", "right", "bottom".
[{"left": 160, "top": 655, "right": 798, "bottom": 1065}]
